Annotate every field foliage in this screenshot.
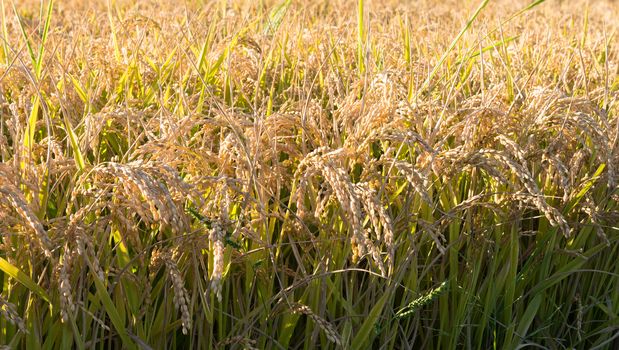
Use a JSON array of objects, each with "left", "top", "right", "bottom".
[{"left": 0, "top": 0, "right": 618, "bottom": 348}]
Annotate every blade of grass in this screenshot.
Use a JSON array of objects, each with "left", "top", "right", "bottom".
[
  {"left": 263, "top": 0, "right": 291, "bottom": 35},
  {"left": 0, "top": 257, "right": 50, "bottom": 304},
  {"left": 414, "top": 0, "right": 489, "bottom": 100},
  {"left": 0, "top": 0, "right": 9, "bottom": 64},
  {"left": 357, "top": 0, "right": 365, "bottom": 76},
  {"left": 34, "top": 0, "right": 53, "bottom": 79},
  {"left": 90, "top": 269, "right": 136, "bottom": 350},
  {"left": 351, "top": 285, "right": 390, "bottom": 350},
  {"left": 63, "top": 114, "right": 86, "bottom": 172},
  {"left": 455, "top": 35, "right": 520, "bottom": 65},
  {"left": 509, "top": 293, "right": 542, "bottom": 348}
]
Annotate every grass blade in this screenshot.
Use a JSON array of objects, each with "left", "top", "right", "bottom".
[
  {"left": 90, "top": 270, "right": 135, "bottom": 350},
  {"left": 415, "top": 0, "right": 489, "bottom": 99},
  {"left": 0, "top": 257, "right": 50, "bottom": 304}
]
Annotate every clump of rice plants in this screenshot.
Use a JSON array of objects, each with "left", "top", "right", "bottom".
[{"left": 0, "top": 0, "right": 618, "bottom": 349}]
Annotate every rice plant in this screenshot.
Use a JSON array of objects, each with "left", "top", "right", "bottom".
[{"left": 0, "top": 0, "right": 618, "bottom": 349}]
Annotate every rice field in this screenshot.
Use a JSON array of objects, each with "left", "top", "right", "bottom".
[{"left": 0, "top": 0, "right": 618, "bottom": 348}]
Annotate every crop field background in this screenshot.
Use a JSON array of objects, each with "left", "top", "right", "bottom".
[{"left": 0, "top": 0, "right": 618, "bottom": 348}]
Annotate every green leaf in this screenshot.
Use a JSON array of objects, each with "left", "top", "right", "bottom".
[
  {"left": 508, "top": 0, "right": 548, "bottom": 21},
  {"left": 91, "top": 271, "right": 135, "bottom": 350},
  {"left": 564, "top": 163, "right": 605, "bottom": 214},
  {"left": 0, "top": 257, "right": 51, "bottom": 304},
  {"left": 510, "top": 294, "right": 542, "bottom": 348},
  {"left": 415, "top": 0, "right": 490, "bottom": 99},
  {"left": 12, "top": 2, "right": 37, "bottom": 68},
  {"left": 34, "top": 0, "right": 53, "bottom": 78},
  {"left": 63, "top": 114, "right": 86, "bottom": 172},
  {"left": 351, "top": 289, "right": 390, "bottom": 350},
  {"left": 263, "top": 0, "right": 291, "bottom": 34},
  {"left": 456, "top": 35, "right": 520, "bottom": 64}
]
